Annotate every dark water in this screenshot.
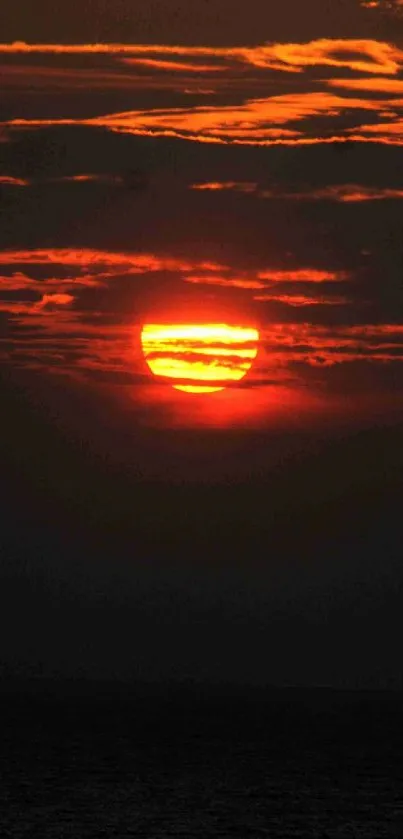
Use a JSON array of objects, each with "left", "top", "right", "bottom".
[{"left": 1, "top": 686, "right": 403, "bottom": 837}]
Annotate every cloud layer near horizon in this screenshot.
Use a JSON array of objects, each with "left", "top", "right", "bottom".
[{"left": 1, "top": 247, "right": 402, "bottom": 401}]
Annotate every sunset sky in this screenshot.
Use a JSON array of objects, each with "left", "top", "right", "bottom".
[{"left": 0, "top": 0, "right": 402, "bottom": 687}]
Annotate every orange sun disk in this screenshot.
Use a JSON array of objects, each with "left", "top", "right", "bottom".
[{"left": 141, "top": 323, "right": 259, "bottom": 393}]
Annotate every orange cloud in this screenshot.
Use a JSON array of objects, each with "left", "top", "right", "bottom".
[
  {"left": 361, "top": 0, "right": 403, "bottom": 11},
  {"left": 253, "top": 38, "right": 403, "bottom": 75},
  {"left": 257, "top": 269, "right": 348, "bottom": 283},
  {"left": 2, "top": 298, "right": 402, "bottom": 384},
  {"left": 276, "top": 323, "right": 403, "bottom": 339},
  {"left": 318, "top": 185, "right": 403, "bottom": 201},
  {"left": 4, "top": 175, "right": 400, "bottom": 202},
  {"left": 0, "top": 175, "right": 29, "bottom": 186},
  {"left": 1, "top": 248, "right": 401, "bottom": 384},
  {"left": 121, "top": 57, "right": 226, "bottom": 73},
  {"left": 88, "top": 91, "right": 393, "bottom": 141},
  {"left": 0, "top": 249, "right": 233, "bottom": 328},
  {"left": 0, "top": 173, "right": 124, "bottom": 187},
  {"left": 0, "top": 248, "right": 227, "bottom": 274},
  {"left": 262, "top": 184, "right": 403, "bottom": 201},
  {"left": 6, "top": 88, "right": 397, "bottom": 146},
  {"left": 254, "top": 293, "right": 349, "bottom": 306},
  {"left": 4, "top": 173, "right": 128, "bottom": 188},
  {"left": 1, "top": 39, "right": 402, "bottom": 76},
  {"left": 190, "top": 181, "right": 257, "bottom": 192},
  {"left": 0, "top": 294, "right": 74, "bottom": 317},
  {"left": 0, "top": 250, "right": 351, "bottom": 333},
  {"left": 35, "top": 293, "right": 74, "bottom": 309},
  {"left": 60, "top": 174, "right": 121, "bottom": 183},
  {"left": 328, "top": 77, "right": 403, "bottom": 94},
  {"left": 0, "top": 270, "right": 107, "bottom": 292},
  {"left": 263, "top": 322, "right": 403, "bottom": 348},
  {"left": 0, "top": 301, "right": 36, "bottom": 315},
  {"left": 256, "top": 323, "right": 403, "bottom": 368},
  {"left": 190, "top": 181, "right": 403, "bottom": 202},
  {"left": 347, "top": 119, "right": 403, "bottom": 141},
  {"left": 184, "top": 268, "right": 348, "bottom": 291},
  {"left": 0, "top": 63, "right": 229, "bottom": 94},
  {"left": 3, "top": 37, "right": 402, "bottom": 147},
  {"left": 185, "top": 275, "right": 267, "bottom": 290}
]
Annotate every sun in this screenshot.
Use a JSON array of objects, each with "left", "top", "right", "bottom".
[{"left": 141, "top": 323, "right": 259, "bottom": 393}]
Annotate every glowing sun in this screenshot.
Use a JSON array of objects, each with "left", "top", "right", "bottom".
[{"left": 141, "top": 323, "right": 259, "bottom": 393}]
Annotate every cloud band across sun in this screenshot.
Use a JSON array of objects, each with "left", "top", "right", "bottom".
[{"left": 140, "top": 324, "right": 259, "bottom": 392}]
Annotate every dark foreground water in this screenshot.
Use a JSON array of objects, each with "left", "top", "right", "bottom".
[{"left": 1, "top": 685, "right": 402, "bottom": 838}]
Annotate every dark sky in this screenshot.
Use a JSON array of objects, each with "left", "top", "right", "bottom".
[
  {"left": 0, "top": 0, "right": 402, "bottom": 688},
  {"left": 1, "top": 0, "right": 397, "bottom": 44}
]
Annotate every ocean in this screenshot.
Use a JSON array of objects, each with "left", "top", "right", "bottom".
[{"left": 1, "top": 685, "right": 402, "bottom": 837}]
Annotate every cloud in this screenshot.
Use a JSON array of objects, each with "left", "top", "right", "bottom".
[
  {"left": 191, "top": 182, "right": 257, "bottom": 193},
  {"left": 0, "top": 63, "right": 225, "bottom": 93},
  {"left": 184, "top": 268, "right": 349, "bottom": 293},
  {"left": 2, "top": 37, "right": 403, "bottom": 146},
  {"left": 76, "top": 90, "right": 403, "bottom": 145},
  {"left": 0, "top": 270, "right": 109, "bottom": 293},
  {"left": 166, "top": 266, "right": 353, "bottom": 309},
  {"left": 263, "top": 322, "right": 403, "bottom": 346},
  {"left": 0, "top": 252, "right": 351, "bottom": 325},
  {"left": 58, "top": 174, "right": 123, "bottom": 184},
  {"left": 0, "top": 248, "right": 233, "bottom": 335},
  {"left": 347, "top": 118, "right": 403, "bottom": 141},
  {"left": 257, "top": 269, "right": 348, "bottom": 283},
  {"left": 361, "top": 0, "right": 403, "bottom": 12},
  {"left": 189, "top": 181, "right": 403, "bottom": 201},
  {"left": 0, "top": 248, "right": 227, "bottom": 274},
  {"left": 6, "top": 175, "right": 401, "bottom": 202},
  {"left": 5, "top": 88, "right": 401, "bottom": 146},
  {"left": 0, "top": 297, "right": 75, "bottom": 317},
  {"left": 1, "top": 39, "right": 402, "bottom": 75},
  {"left": 258, "top": 323, "right": 403, "bottom": 368},
  {"left": 254, "top": 294, "right": 349, "bottom": 307},
  {"left": 36, "top": 293, "right": 74, "bottom": 309},
  {"left": 313, "top": 185, "right": 403, "bottom": 201},
  {"left": 3, "top": 319, "right": 401, "bottom": 383},
  {"left": 0, "top": 175, "right": 29, "bottom": 186},
  {"left": 328, "top": 76, "right": 403, "bottom": 94},
  {"left": 0, "top": 173, "right": 124, "bottom": 187},
  {"left": 0, "top": 247, "right": 401, "bottom": 387},
  {"left": 184, "top": 275, "right": 267, "bottom": 290},
  {"left": 121, "top": 58, "right": 227, "bottom": 73},
  {"left": 257, "top": 38, "right": 403, "bottom": 75}
]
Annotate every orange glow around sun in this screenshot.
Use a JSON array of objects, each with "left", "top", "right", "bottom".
[{"left": 140, "top": 323, "right": 259, "bottom": 392}]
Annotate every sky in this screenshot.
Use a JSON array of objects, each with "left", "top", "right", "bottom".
[{"left": 0, "top": 0, "right": 402, "bottom": 688}]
